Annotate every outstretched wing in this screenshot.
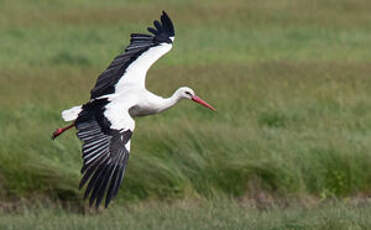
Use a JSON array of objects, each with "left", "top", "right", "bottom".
[
  {"left": 90, "top": 11, "right": 175, "bottom": 99},
  {"left": 75, "top": 99, "right": 135, "bottom": 208}
]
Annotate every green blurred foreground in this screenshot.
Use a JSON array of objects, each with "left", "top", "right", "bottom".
[
  {"left": 1, "top": 0, "right": 371, "bottom": 214},
  {"left": 1, "top": 199, "right": 371, "bottom": 230}
]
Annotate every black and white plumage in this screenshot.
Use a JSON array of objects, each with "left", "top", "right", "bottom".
[
  {"left": 90, "top": 11, "right": 175, "bottom": 99},
  {"left": 52, "top": 11, "right": 215, "bottom": 208}
]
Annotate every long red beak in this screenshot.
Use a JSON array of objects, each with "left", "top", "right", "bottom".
[{"left": 191, "top": 96, "right": 216, "bottom": 111}]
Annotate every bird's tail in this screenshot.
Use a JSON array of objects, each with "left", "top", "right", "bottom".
[
  {"left": 51, "top": 105, "right": 82, "bottom": 140},
  {"left": 62, "top": 105, "right": 82, "bottom": 122}
]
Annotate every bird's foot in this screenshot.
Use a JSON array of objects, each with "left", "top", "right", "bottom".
[{"left": 52, "top": 123, "right": 75, "bottom": 140}]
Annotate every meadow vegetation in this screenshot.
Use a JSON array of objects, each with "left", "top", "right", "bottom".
[
  {"left": 1, "top": 198, "right": 371, "bottom": 230},
  {"left": 0, "top": 0, "right": 371, "bottom": 227}
]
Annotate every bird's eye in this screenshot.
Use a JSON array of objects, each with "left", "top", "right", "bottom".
[{"left": 185, "top": 91, "right": 191, "bottom": 95}]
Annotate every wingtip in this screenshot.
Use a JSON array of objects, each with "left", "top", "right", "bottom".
[
  {"left": 161, "top": 10, "right": 174, "bottom": 36},
  {"left": 161, "top": 10, "right": 171, "bottom": 22}
]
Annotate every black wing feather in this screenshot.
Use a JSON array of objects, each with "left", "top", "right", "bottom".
[
  {"left": 105, "top": 165, "right": 120, "bottom": 208},
  {"left": 89, "top": 163, "right": 111, "bottom": 206},
  {"left": 161, "top": 11, "right": 175, "bottom": 36},
  {"left": 90, "top": 11, "right": 175, "bottom": 99},
  {"left": 75, "top": 99, "right": 133, "bottom": 208},
  {"left": 147, "top": 27, "right": 158, "bottom": 35},
  {"left": 84, "top": 162, "right": 107, "bottom": 200},
  {"left": 153, "top": 20, "right": 162, "bottom": 32}
]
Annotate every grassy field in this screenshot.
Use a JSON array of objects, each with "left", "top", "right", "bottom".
[
  {"left": 1, "top": 198, "right": 371, "bottom": 230},
  {"left": 1, "top": 0, "right": 371, "bottom": 228}
]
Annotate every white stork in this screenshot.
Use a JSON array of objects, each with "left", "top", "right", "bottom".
[{"left": 52, "top": 11, "right": 215, "bottom": 208}]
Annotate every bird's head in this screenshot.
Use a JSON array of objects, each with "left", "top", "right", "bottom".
[{"left": 176, "top": 87, "right": 216, "bottom": 111}]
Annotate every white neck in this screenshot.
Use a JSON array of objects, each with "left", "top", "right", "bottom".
[
  {"left": 133, "top": 88, "right": 187, "bottom": 117},
  {"left": 156, "top": 92, "right": 181, "bottom": 113}
]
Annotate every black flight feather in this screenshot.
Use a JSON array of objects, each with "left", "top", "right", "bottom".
[{"left": 75, "top": 100, "right": 133, "bottom": 208}]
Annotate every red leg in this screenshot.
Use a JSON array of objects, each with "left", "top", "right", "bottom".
[{"left": 52, "top": 123, "right": 75, "bottom": 140}]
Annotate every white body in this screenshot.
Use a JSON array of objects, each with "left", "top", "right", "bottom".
[{"left": 62, "top": 87, "right": 187, "bottom": 122}]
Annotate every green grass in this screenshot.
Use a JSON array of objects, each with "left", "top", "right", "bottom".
[
  {"left": 1, "top": 198, "right": 371, "bottom": 230},
  {"left": 1, "top": 0, "right": 371, "bottom": 216}
]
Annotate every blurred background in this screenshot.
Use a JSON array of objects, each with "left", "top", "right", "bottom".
[{"left": 1, "top": 0, "right": 371, "bottom": 229}]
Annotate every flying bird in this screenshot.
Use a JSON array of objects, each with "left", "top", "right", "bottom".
[{"left": 52, "top": 11, "right": 215, "bottom": 208}]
